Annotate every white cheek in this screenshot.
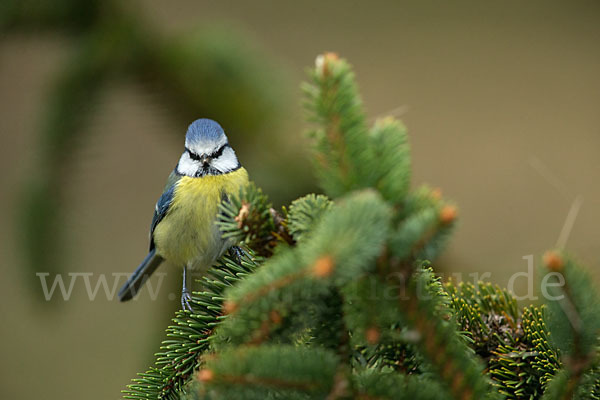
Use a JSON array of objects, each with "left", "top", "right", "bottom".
[
  {"left": 212, "top": 148, "right": 239, "bottom": 172},
  {"left": 176, "top": 152, "right": 199, "bottom": 176}
]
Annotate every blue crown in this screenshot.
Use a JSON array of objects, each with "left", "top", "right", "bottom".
[{"left": 186, "top": 119, "right": 225, "bottom": 144}]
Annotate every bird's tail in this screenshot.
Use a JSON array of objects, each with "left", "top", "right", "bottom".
[{"left": 118, "top": 249, "right": 164, "bottom": 302}]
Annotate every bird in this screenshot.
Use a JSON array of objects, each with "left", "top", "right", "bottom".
[{"left": 118, "top": 119, "right": 249, "bottom": 311}]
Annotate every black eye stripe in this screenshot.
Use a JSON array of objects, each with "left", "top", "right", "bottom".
[
  {"left": 186, "top": 148, "right": 201, "bottom": 161},
  {"left": 185, "top": 143, "right": 229, "bottom": 161},
  {"left": 211, "top": 143, "right": 229, "bottom": 159}
]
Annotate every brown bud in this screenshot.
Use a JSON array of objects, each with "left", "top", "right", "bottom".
[
  {"left": 235, "top": 201, "right": 251, "bottom": 229},
  {"left": 543, "top": 251, "right": 564, "bottom": 272},
  {"left": 316, "top": 52, "right": 339, "bottom": 76},
  {"left": 324, "top": 52, "right": 339, "bottom": 61},
  {"left": 198, "top": 369, "right": 214, "bottom": 382},
  {"left": 222, "top": 300, "right": 238, "bottom": 314},
  {"left": 431, "top": 188, "right": 442, "bottom": 201},
  {"left": 269, "top": 310, "right": 282, "bottom": 324},
  {"left": 439, "top": 205, "right": 458, "bottom": 224},
  {"left": 312, "top": 255, "right": 335, "bottom": 278},
  {"left": 365, "top": 327, "right": 380, "bottom": 344}
]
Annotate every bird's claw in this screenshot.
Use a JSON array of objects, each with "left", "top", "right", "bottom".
[
  {"left": 229, "top": 246, "right": 246, "bottom": 264},
  {"left": 181, "top": 289, "right": 193, "bottom": 312}
]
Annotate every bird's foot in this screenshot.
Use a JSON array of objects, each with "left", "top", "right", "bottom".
[
  {"left": 181, "top": 289, "right": 193, "bottom": 312},
  {"left": 229, "top": 246, "right": 247, "bottom": 264}
]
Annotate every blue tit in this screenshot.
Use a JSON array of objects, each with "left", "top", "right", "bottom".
[{"left": 118, "top": 119, "right": 249, "bottom": 310}]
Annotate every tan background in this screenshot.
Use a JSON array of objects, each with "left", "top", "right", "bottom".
[{"left": 1, "top": 1, "right": 599, "bottom": 399}]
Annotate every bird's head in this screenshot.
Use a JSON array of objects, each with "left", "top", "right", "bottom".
[{"left": 176, "top": 119, "right": 241, "bottom": 177}]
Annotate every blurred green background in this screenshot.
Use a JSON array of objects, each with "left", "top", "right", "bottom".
[{"left": 1, "top": 1, "right": 599, "bottom": 399}]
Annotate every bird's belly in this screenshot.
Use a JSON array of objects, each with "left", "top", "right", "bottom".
[
  {"left": 154, "top": 208, "right": 223, "bottom": 269},
  {"left": 153, "top": 178, "right": 226, "bottom": 269}
]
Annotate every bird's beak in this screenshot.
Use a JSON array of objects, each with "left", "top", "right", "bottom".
[{"left": 200, "top": 155, "right": 210, "bottom": 165}]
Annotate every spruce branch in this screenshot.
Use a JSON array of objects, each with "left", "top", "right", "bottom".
[
  {"left": 342, "top": 275, "right": 405, "bottom": 348},
  {"left": 122, "top": 52, "right": 600, "bottom": 400},
  {"left": 287, "top": 194, "right": 333, "bottom": 242},
  {"left": 368, "top": 116, "right": 411, "bottom": 204},
  {"left": 540, "top": 251, "right": 600, "bottom": 400},
  {"left": 521, "top": 306, "right": 562, "bottom": 390},
  {"left": 213, "top": 190, "right": 391, "bottom": 347},
  {"left": 218, "top": 182, "right": 293, "bottom": 257},
  {"left": 195, "top": 345, "right": 339, "bottom": 400},
  {"left": 446, "top": 280, "right": 520, "bottom": 359},
  {"left": 395, "top": 265, "right": 499, "bottom": 400},
  {"left": 122, "top": 253, "right": 259, "bottom": 400},
  {"left": 302, "top": 53, "right": 373, "bottom": 198},
  {"left": 343, "top": 275, "right": 427, "bottom": 375},
  {"left": 445, "top": 280, "right": 564, "bottom": 399},
  {"left": 354, "top": 370, "right": 451, "bottom": 400},
  {"left": 389, "top": 203, "right": 457, "bottom": 264}
]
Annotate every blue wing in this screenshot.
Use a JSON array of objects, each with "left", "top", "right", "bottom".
[{"left": 149, "top": 171, "right": 180, "bottom": 251}]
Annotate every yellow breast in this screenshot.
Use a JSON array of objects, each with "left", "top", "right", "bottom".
[{"left": 153, "top": 168, "right": 249, "bottom": 269}]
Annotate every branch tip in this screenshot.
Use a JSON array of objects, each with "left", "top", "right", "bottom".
[
  {"left": 223, "top": 300, "right": 238, "bottom": 315},
  {"left": 543, "top": 250, "right": 564, "bottom": 272},
  {"left": 315, "top": 52, "right": 340, "bottom": 77},
  {"left": 431, "top": 188, "right": 443, "bottom": 201},
  {"left": 235, "top": 201, "right": 251, "bottom": 229},
  {"left": 269, "top": 310, "right": 282, "bottom": 324},
  {"left": 365, "top": 327, "right": 381, "bottom": 344},
  {"left": 439, "top": 205, "right": 458, "bottom": 225},
  {"left": 198, "top": 369, "right": 214, "bottom": 383},
  {"left": 312, "top": 255, "right": 335, "bottom": 278}
]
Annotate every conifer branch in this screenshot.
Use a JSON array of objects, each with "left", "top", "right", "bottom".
[
  {"left": 540, "top": 251, "right": 600, "bottom": 400},
  {"left": 395, "top": 266, "right": 498, "bottom": 400},
  {"left": 302, "top": 53, "right": 372, "bottom": 197},
  {"left": 122, "top": 52, "right": 600, "bottom": 400},
  {"left": 194, "top": 345, "right": 338, "bottom": 399},
  {"left": 218, "top": 182, "right": 292, "bottom": 256},
  {"left": 213, "top": 190, "right": 391, "bottom": 347},
  {"left": 122, "top": 254, "right": 259, "bottom": 400}
]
